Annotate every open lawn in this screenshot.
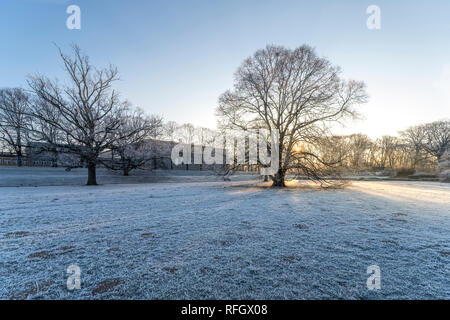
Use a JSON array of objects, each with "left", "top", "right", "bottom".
[{"left": 0, "top": 176, "right": 449, "bottom": 299}]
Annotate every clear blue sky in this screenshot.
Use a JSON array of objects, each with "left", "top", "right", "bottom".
[{"left": 1, "top": 0, "right": 449, "bottom": 138}]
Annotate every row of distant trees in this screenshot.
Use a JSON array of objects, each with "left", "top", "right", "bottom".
[
  {"left": 315, "top": 122, "right": 449, "bottom": 174},
  {"left": 1, "top": 44, "right": 449, "bottom": 186}
]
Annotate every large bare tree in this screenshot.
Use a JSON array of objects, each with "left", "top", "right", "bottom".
[
  {"left": 0, "top": 88, "right": 31, "bottom": 166},
  {"left": 346, "top": 134, "right": 372, "bottom": 169},
  {"left": 422, "top": 120, "right": 449, "bottom": 159},
  {"left": 400, "top": 120, "right": 449, "bottom": 166},
  {"left": 27, "top": 45, "right": 133, "bottom": 185},
  {"left": 217, "top": 45, "right": 368, "bottom": 186},
  {"left": 399, "top": 125, "right": 430, "bottom": 169}
]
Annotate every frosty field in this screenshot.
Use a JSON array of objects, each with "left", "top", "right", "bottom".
[{"left": 1, "top": 176, "right": 449, "bottom": 299}]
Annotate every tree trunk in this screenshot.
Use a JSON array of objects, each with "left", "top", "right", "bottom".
[
  {"left": 16, "top": 152, "right": 22, "bottom": 167},
  {"left": 87, "top": 162, "right": 97, "bottom": 185},
  {"left": 16, "top": 132, "right": 22, "bottom": 167},
  {"left": 52, "top": 151, "right": 58, "bottom": 167},
  {"left": 123, "top": 167, "right": 129, "bottom": 176},
  {"left": 272, "top": 169, "right": 286, "bottom": 187}
]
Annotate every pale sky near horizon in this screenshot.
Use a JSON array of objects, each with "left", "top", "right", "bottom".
[{"left": 1, "top": 0, "right": 449, "bottom": 138}]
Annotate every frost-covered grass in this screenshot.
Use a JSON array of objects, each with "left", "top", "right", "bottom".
[
  {"left": 0, "top": 178, "right": 449, "bottom": 299},
  {"left": 0, "top": 167, "right": 257, "bottom": 187}
]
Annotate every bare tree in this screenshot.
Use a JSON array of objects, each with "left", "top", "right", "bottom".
[
  {"left": 422, "top": 120, "right": 449, "bottom": 159},
  {"left": 400, "top": 120, "right": 449, "bottom": 169},
  {"left": 374, "top": 135, "right": 399, "bottom": 169},
  {"left": 347, "top": 134, "right": 372, "bottom": 169},
  {"left": 0, "top": 88, "right": 31, "bottom": 166},
  {"left": 399, "top": 125, "right": 430, "bottom": 169},
  {"left": 177, "top": 123, "right": 195, "bottom": 144},
  {"left": 315, "top": 134, "right": 373, "bottom": 172},
  {"left": 105, "top": 106, "right": 163, "bottom": 176},
  {"left": 217, "top": 45, "right": 367, "bottom": 186},
  {"left": 194, "top": 126, "right": 216, "bottom": 146},
  {"left": 27, "top": 45, "right": 132, "bottom": 185},
  {"left": 146, "top": 113, "right": 164, "bottom": 140},
  {"left": 162, "top": 121, "right": 179, "bottom": 141},
  {"left": 27, "top": 97, "right": 63, "bottom": 167}
]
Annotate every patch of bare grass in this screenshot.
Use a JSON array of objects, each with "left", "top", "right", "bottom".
[
  {"left": 9, "top": 280, "right": 55, "bottom": 300},
  {"left": 92, "top": 279, "right": 122, "bottom": 295},
  {"left": 4, "top": 231, "right": 30, "bottom": 238}
]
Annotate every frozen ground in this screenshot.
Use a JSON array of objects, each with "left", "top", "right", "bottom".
[
  {"left": 0, "top": 178, "right": 449, "bottom": 299},
  {"left": 0, "top": 167, "right": 258, "bottom": 187}
]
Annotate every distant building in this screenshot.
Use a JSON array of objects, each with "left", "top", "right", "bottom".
[
  {"left": 106, "top": 139, "right": 230, "bottom": 171},
  {"left": 0, "top": 140, "right": 236, "bottom": 172},
  {"left": 25, "top": 142, "right": 82, "bottom": 167},
  {"left": 145, "top": 139, "right": 177, "bottom": 169},
  {"left": 0, "top": 153, "right": 31, "bottom": 166}
]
